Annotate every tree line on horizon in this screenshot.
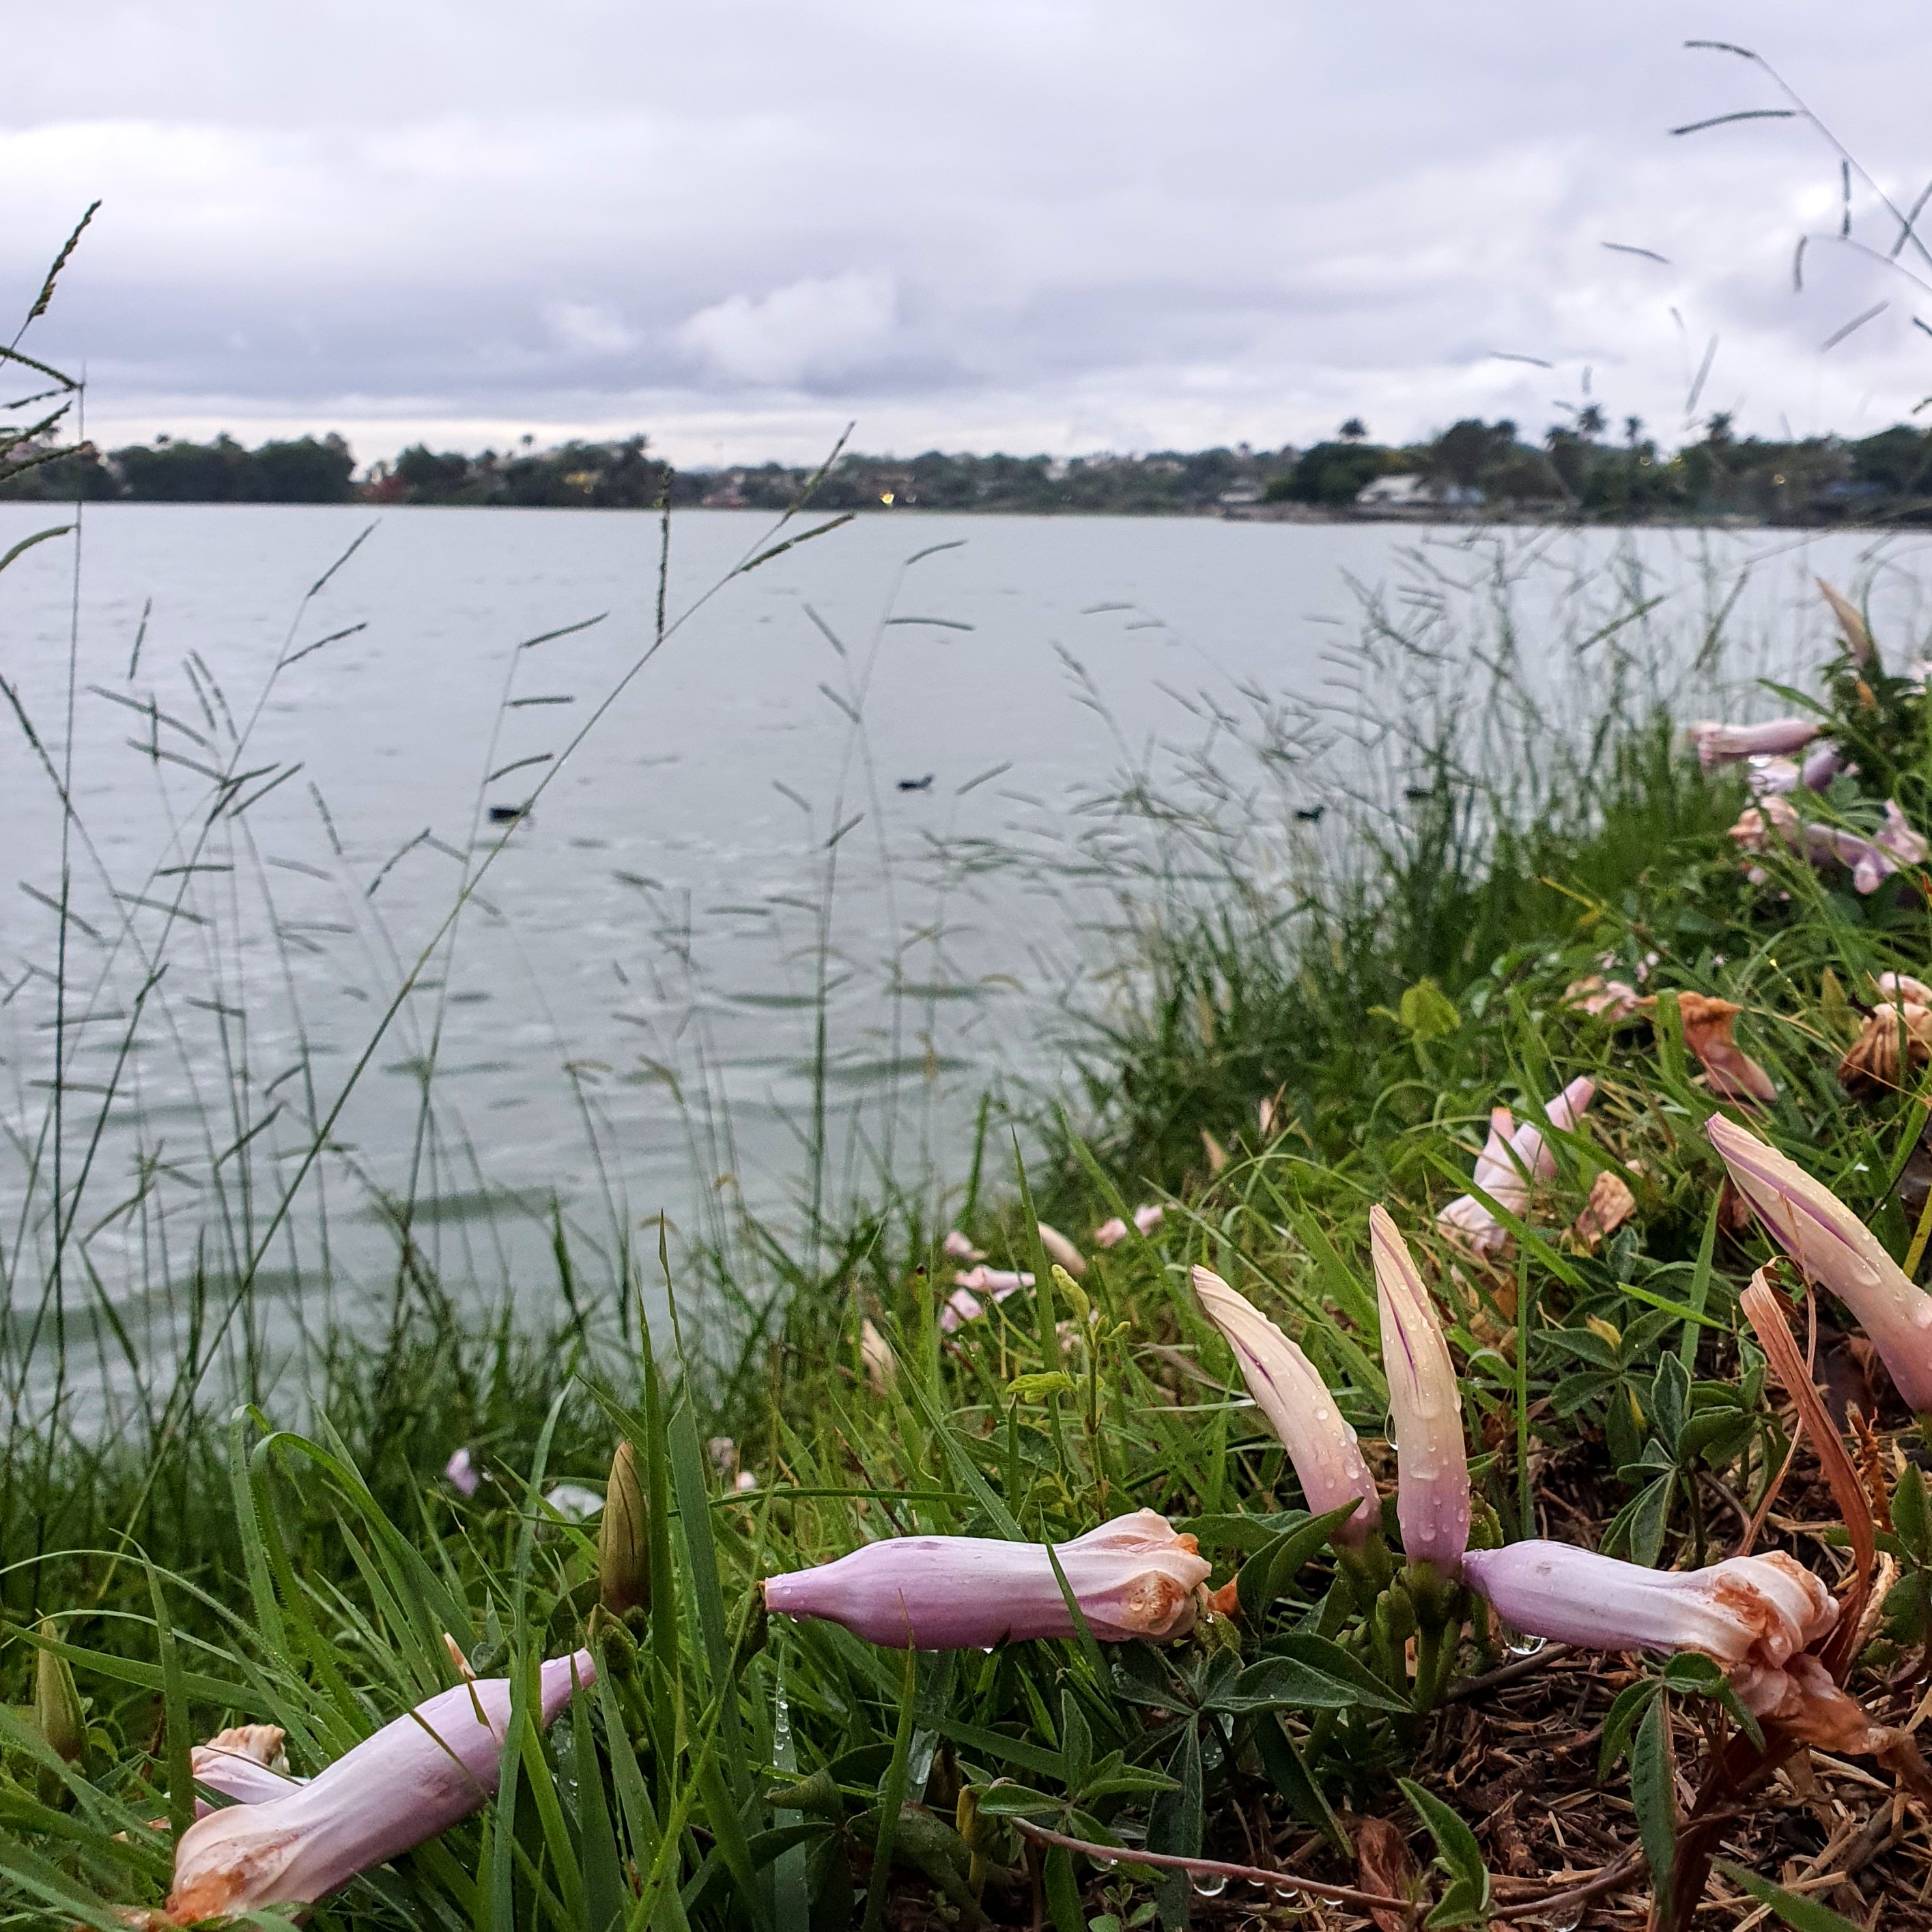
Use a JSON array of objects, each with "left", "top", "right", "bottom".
[{"left": 4, "top": 410, "right": 1932, "bottom": 523}]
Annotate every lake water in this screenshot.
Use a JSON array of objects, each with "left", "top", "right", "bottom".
[{"left": 3, "top": 503, "right": 1929, "bottom": 1366}]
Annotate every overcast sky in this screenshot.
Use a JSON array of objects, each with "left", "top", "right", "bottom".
[{"left": 11, "top": 2, "right": 1932, "bottom": 466}]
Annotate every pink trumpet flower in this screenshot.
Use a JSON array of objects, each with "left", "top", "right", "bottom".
[
  {"left": 1690, "top": 717, "right": 1821, "bottom": 771},
  {"left": 165, "top": 1652, "right": 593, "bottom": 1923},
  {"left": 1460, "top": 1540, "right": 1897, "bottom": 1755},
  {"left": 443, "top": 1448, "right": 479, "bottom": 1498},
  {"left": 1094, "top": 1204, "right": 1164, "bottom": 1248},
  {"left": 1036, "top": 1221, "right": 1088, "bottom": 1277},
  {"left": 761, "top": 1510, "right": 1210, "bottom": 1649},
  {"left": 192, "top": 1725, "right": 302, "bottom": 1813},
  {"left": 1802, "top": 743, "right": 1847, "bottom": 791},
  {"left": 1438, "top": 1076, "right": 1593, "bottom": 1255},
  {"left": 1877, "top": 971, "right": 1932, "bottom": 1007},
  {"left": 1191, "top": 1267, "right": 1379, "bottom": 1546},
  {"left": 1707, "top": 1115, "right": 1932, "bottom": 1412},
  {"left": 1730, "top": 795, "right": 1926, "bottom": 894},
  {"left": 1745, "top": 754, "right": 1800, "bottom": 797},
  {"left": 941, "top": 1229, "right": 985, "bottom": 1262},
  {"left": 939, "top": 1266, "right": 1032, "bottom": 1333},
  {"left": 1460, "top": 1542, "right": 1834, "bottom": 1714},
  {"left": 1369, "top": 1206, "right": 1470, "bottom": 1574}
]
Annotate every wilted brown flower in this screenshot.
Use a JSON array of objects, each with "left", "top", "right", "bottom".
[
  {"left": 1662, "top": 992, "right": 1778, "bottom": 1105},
  {"left": 1563, "top": 974, "right": 1642, "bottom": 1021},
  {"left": 1839, "top": 1001, "right": 1932, "bottom": 1102},
  {"left": 1572, "top": 1170, "right": 1637, "bottom": 1250}
]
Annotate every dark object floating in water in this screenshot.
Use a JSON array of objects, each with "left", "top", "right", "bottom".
[
  {"left": 896, "top": 774, "right": 935, "bottom": 792},
  {"left": 488, "top": 803, "right": 531, "bottom": 825},
  {"left": 1294, "top": 805, "right": 1324, "bottom": 823},
  {"left": 1403, "top": 786, "right": 1434, "bottom": 801}
]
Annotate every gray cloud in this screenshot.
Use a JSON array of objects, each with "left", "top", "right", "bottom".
[{"left": 10, "top": 1, "right": 1932, "bottom": 463}]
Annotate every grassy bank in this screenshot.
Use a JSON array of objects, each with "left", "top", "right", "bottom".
[{"left": 13, "top": 554, "right": 1932, "bottom": 1929}]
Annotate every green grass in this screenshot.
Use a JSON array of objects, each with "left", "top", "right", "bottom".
[{"left": 9, "top": 360, "right": 1932, "bottom": 1926}]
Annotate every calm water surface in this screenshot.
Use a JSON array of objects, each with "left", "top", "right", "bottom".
[{"left": 2, "top": 505, "right": 1927, "bottom": 1348}]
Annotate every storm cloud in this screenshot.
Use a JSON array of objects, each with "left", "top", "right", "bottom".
[{"left": 8, "top": 1, "right": 1932, "bottom": 464}]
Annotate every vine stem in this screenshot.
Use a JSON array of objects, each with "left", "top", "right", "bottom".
[
  {"left": 1001, "top": 1810, "right": 1655, "bottom": 1923},
  {"left": 1000, "top": 1813, "right": 1417, "bottom": 1920}
]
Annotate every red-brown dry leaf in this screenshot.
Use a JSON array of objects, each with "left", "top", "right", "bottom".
[{"left": 1354, "top": 1814, "right": 1418, "bottom": 1932}]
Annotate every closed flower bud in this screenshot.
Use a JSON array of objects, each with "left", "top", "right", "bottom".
[
  {"left": 761, "top": 1509, "right": 1210, "bottom": 1649},
  {"left": 1707, "top": 1114, "right": 1932, "bottom": 1412},
  {"left": 34, "top": 1619, "right": 85, "bottom": 1766},
  {"left": 598, "top": 1439, "right": 650, "bottom": 1620},
  {"left": 1191, "top": 1266, "right": 1378, "bottom": 1545},
  {"left": 860, "top": 1318, "right": 895, "bottom": 1391},
  {"left": 1689, "top": 716, "right": 1821, "bottom": 770},
  {"left": 1036, "top": 1222, "right": 1087, "bottom": 1277},
  {"left": 1369, "top": 1206, "right": 1470, "bottom": 1575},
  {"left": 167, "top": 1652, "right": 593, "bottom": 1921}
]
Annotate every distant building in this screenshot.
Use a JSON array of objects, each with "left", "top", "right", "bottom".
[
  {"left": 1354, "top": 474, "right": 1483, "bottom": 511},
  {"left": 1217, "top": 484, "right": 1264, "bottom": 507}
]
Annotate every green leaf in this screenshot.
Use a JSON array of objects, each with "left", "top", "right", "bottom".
[
  {"left": 1678, "top": 1410, "right": 1752, "bottom": 1468},
  {"left": 1251, "top": 1713, "right": 1348, "bottom": 1855},
  {"left": 1679, "top": 1191, "right": 1722, "bottom": 1371},
  {"left": 1234, "top": 1503, "right": 1361, "bottom": 1619},
  {"left": 575, "top": 1672, "right": 625, "bottom": 1932},
  {"left": 1219, "top": 1653, "right": 1409, "bottom": 1714},
  {"left": 862, "top": 1643, "right": 920, "bottom": 1932},
  {"left": 1714, "top": 1863, "right": 1863, "bottom": 1931},
  {"left": 1650, "top": 1353, "right": 1690, "bottom": 1458},
  {"left": 1658, "top": 1652, "right": 1726, "bottom": 1695},
  {"left": 1043, "top": 1845, "right": 1087, "bottom": 1932},
  {"left": 1246, "top": 1632, "right": 1412, "bottom": 1713},
  {"left": 144, "top": 1563, "right": 193, "bottom": 1845},
  {"left": 1146, "top": 1724, "right": 1202, "bottom": 1931},
  {"left": 1399, "top": 978, "right": 1462, "bottom": 1040},
  {"left": 1061, "top": 1690, "right": 1094, "bottom": 1793},
  {"left": 1631, "top": 1692, "right": 1677, "bottom": 1924},
  {"left": 1602, "top": 1474, "right": 1674, "bottom": 1567},
  {"left": 0, "top": 524, "right": 72, "bottom": 580},
  {"left": 973, "top": 1784, "right": 1060, "bottom": 1817},
  {"left": 1008, "top": 1372, "right": 1077, "bottom": 1401},
  {"left": 1598, "top": 1679, "right": 1658, "bottom": 1780},
  {"left": 1397, "top": 1778, "right": 1490, "bottom": 1929},
  {"left": 1896, "top": 1463, "right": 1930, "bottom": 1562},
  {"left": 0, "top": 1827, "right": 131, "bottom": 1932}
]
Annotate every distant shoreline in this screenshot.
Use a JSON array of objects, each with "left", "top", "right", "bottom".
[
  {"left": 7, "top": 418, "right": 1928, "bottom": 528},
  {"left": 0, "top": 495, "right": 1804, "bottom": 531}
]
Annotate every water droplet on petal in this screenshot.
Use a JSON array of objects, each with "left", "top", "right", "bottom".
[{"left": 1503, "top": 1627, "right": 1547, "bottom": 1658}]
